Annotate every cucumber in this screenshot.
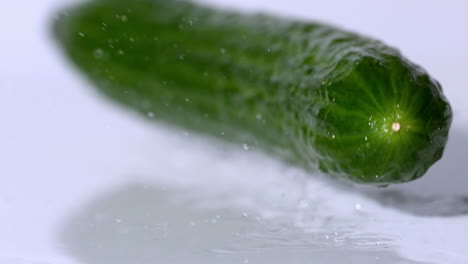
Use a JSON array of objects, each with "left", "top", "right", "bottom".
[{"left": 53, "top": 0, "right": 452, "bottom": 185}]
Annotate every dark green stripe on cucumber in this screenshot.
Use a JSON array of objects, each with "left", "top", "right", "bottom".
[{"left": 53, "top": 0, "right": 452, "bottom": 185}]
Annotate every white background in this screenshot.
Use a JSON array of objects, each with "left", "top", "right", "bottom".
[{"left": 1, "top": 0, "right": 467, "bottom": 263}]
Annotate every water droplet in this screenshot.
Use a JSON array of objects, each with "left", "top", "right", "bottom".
[
  {"left": 178, "top": 54, "right": 185, "bottom": 60},
  {"left": 147, "top": 112, "right": 155, "bottom": 118},
  {"left": 364, "top": 136, "right": 368, "bottom": 141},
  {"left": 118, "top": 50, "right": 124, "bottom": 55},
  {"left": 78, "top": 32, "right": 85, "bottom": 37},
  {"left": 121, "top": 15, "right": 128, "bottom": 22},
  {"left": 354, "top": 203, "right": 362, "bottom": 210},
  {"left": 324, "top": 235, "right": 330, "bottom": 240},
  {"left": 93, "top": 48, "right": 105, "bottom": 59},
  {"left": 220, "top": 48, "right": 226, "bottom": 54},
  {"left": 185, "top": 98, "right": 189, "bottom": 102},
  {"left": 243, "top": 144, "right": 250, "bottom": 150},
  {"left": 242, "top": 213, "right": 248, "bottom": 218},
  {"left": 220, "top": 131, "right": 225, "bottom": 135},
  {"left": 267, "top": 48, "right": 271, "bottom": 53},
  {"left": 331, "top": 134, "right": 336, "bottom": 139},
  {"left": 256, "top": 113, "right": 262, "bottom": 120},
  {"left": 129, "top": 37, "right": 135, "bottom": 42},
  {"left": 115, "top": 218, "right": 123, "bottom": 223}
]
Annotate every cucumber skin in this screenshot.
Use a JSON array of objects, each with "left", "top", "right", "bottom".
[{"left": 53, "top": 0, "right": 452, "bottom": 185}]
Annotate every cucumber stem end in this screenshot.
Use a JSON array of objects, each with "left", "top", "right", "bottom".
[{"left": 392, "top": 122, "right": 401, "bottom": 132}]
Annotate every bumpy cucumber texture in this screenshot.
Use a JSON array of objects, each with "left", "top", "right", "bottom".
[{"left": 53, "top": 0, "right": 452, "bottom": 185}]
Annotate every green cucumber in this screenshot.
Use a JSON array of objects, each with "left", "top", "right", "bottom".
[{"left": 53, "top": 0, "right": 452, "bottom": 185}]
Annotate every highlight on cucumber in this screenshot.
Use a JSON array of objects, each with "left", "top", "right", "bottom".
[{"left": 52, "top": 0, "right": 453, "bottom": 185}]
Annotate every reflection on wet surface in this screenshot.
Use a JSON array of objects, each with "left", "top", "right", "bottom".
[{"left": 59, "top": 184, "right": 428, "bottom": 264}]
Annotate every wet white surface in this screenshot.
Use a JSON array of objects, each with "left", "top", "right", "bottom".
[{"left": 1, "top": 0, "right": 468, "bottom": 264}]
